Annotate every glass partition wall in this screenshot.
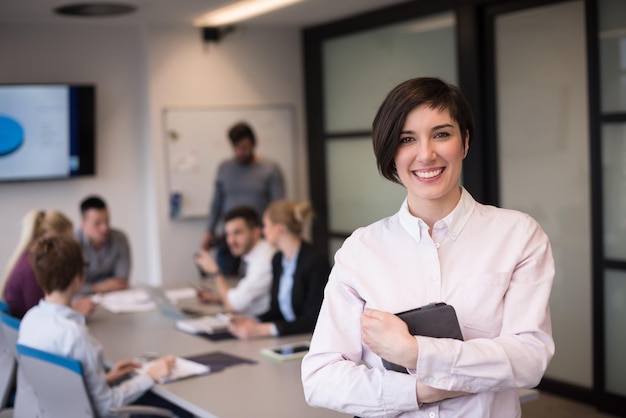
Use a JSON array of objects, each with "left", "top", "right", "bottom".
[
  {"left": 320, "top": 12, "right": 457, "bottom": 251},
  {"left": 597, "top": 0, "right": 626, "bottom": 411}
]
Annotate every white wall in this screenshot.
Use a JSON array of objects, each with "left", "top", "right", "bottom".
[
  {"left": 0, "top": 23, "right": 152, "bottom": 285},
  {"left": 0, "top": 22, "right": 306, "bottom": 288}
]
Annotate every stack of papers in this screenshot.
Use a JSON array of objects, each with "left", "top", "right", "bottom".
[
  {"left": 141, "top": 356, "right": 210, "bottom": 384},
  {"left": 175, "top": 315, "right": 230, "bottom": 335},
  {"left": 99, "top": 289, "right": 156, "bottom": 314}
]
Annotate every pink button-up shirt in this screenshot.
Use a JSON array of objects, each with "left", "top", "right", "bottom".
[{"left": 302, "top": 188, "right": 555, "bottom": 418}]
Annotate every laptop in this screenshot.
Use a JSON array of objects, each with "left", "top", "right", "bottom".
[{"left": 146, "top": 287, "right": 218, "bottom": 320}]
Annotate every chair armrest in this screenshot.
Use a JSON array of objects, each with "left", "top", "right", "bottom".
[{"left": 109, "top": 405, "right": 175, "bottom": 417}]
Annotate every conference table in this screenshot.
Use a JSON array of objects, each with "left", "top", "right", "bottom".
[
  {"left": 88, "top": 288, "right": 539, "bottom": 417},
  {"left": 88, "top": 289, "right": 349, "bottom": 418}
]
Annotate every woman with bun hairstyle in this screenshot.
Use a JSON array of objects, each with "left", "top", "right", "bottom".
[{"left": 228, "top": 200, "right": 330, "bottom": 339}]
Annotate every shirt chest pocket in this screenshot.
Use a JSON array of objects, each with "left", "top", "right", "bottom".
[{"left": 460, "top": 272, "right": 510, "bottom": 339}]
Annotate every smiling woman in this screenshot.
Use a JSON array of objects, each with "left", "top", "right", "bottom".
[{"left": 301, "top": 77, "right": 556, "bottom": 418}]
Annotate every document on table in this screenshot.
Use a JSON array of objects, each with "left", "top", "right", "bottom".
[
  {"left": 99, "top": 289, "right": 156, "bottom": 313},
  {"left": 164, "top": 287, "right": 197, "bottom": 303},
  {"left": 175, "top": 314, "right": 230, "bottom": 335},
  {"left": 141, "top": 356, "right": 210, "bottom": 384}
]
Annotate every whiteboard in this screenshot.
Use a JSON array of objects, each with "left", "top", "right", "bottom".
[{"left": 163, "top": 105, "right": 296, "bottom": 219}]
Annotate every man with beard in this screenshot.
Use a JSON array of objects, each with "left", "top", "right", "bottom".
[
  {"left": 195, "top": 206, "right": 275, "bottom": 316},
  {"left": 201, "top": 122, "right": 285, "bottom": 275}
]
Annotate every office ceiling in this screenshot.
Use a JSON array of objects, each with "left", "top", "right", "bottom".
[{"left": 0, "top": 0, "right": 410, "bottom": 27}]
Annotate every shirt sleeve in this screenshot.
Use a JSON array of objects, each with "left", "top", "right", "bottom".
[
  {"left": 416, "top": 215, "right": 555, "bottom": 393},
  {"left": 226, "top": 256, "right": 273, "bottom": 313},
  {"left": 301, "top": 244, "right": 419, "bottom": 417},
  {"left": 77, "top": 331, "right": 153, "bottom": 417},
  {"left": 113, "top": 231, "right": 131, "bottom": 281}
]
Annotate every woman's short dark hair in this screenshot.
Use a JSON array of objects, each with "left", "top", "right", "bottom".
[
  {"left": 372, "top": 77, "right": 474, "bottom": 184},
  {"left": 29, "top": 235, "right": 85, "bottom": 294},
  {"left": 228, "top": 122, "right": 256, "bottom": 146}
]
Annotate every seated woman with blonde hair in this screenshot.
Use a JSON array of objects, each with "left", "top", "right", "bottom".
[
  {"left": 1, "top": 209, "right": 94, "bottom": 318},
  {"left": 228, "top": 200, "right": 330, "bottom": 339}
]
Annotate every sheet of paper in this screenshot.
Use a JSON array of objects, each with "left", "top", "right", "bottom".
[
  {"left": 141, "top": 356, "right": 210, "bottom": 384},
  {"left": 99, "top": 289, "right": 156, "bottom": 314},
  {"left": 175, "top": 315, "right": 230, "bottom": 335}
]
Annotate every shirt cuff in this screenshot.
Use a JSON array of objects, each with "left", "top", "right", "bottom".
[{"left": 269, "top": 323, "right": 279, "bottom": 336}]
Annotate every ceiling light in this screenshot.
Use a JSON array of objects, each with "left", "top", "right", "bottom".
[{"left": 193, "top": 0, "right": 305, "bottom": 27}]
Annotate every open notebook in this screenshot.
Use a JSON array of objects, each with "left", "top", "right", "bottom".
[{"left": 140, "top": 356, "right": 210, "bottom": 384}]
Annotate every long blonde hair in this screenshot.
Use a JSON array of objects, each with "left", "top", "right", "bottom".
[
  {"left": 1, "top": 210, "right": 73, "bottom": 297},
  {"left": 265, "top": 200, "right": 313, "bottom": 237}
]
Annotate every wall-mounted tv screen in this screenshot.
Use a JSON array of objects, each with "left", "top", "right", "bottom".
[{"left": 0, "top": 84, "right": 95, "bottom": 182}]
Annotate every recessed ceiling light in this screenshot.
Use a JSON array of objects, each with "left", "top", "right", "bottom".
[
  {"left": 54, "top": 2, "right": 136, "bottom": 18},
  {"left": 193, "top": 0, "right": 305, "bottom": 27}
]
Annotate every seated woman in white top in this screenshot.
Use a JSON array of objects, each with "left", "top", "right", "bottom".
[{"left": 17, "top": 235, "right": 179, "bottom": 418}]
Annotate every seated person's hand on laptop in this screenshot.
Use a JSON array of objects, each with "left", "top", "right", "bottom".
[{"left": 106, "top": 359, "right": 142, "bottom": 384}]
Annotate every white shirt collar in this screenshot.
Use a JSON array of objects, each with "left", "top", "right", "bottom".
[{"left": 398, "top": 187, "right": 476, "bottom": 242}]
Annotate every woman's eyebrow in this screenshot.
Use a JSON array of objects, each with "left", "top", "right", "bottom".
[{"left": 432, "top": 123, "right": 455, "bottom": 131}]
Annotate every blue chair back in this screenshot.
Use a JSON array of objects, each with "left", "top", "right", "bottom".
[
  {"left": 0, "top": 309, "right": 19, "bottom": 409},
  {"left": 15, "top": 343, "right": 94, "bottom": 417}
]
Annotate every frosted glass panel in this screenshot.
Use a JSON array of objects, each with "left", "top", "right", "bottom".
[
  {"left": 328, "top": 237, "right": 346, "bottom": 267},
  {"left": 323, "top": 12, "right": 457, "bottom": 132},
  {"left": 602, "top": 124, "right": 626, "bottom": 259},
  {"left": 605, "top": 269, "right": 626, "bottom": 395},
  {"left": 495, "top": 1, "right": 592, "bottom": 387},
  {"left": 326, "top": 138, "right": 405, "bottom": 233},
  {"left": 599, "top": 0, "right": 626, "bottom": 112}
]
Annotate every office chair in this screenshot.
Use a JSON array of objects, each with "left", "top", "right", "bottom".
[
  {"left": 15, "top": 343, "right": 175, "bottom": 418},
  {"left": 0, "top": 308, "right": 19, "bottom": 411}
]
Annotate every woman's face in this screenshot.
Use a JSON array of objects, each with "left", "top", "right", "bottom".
[
  {"left": 262, "top": 213, "right": 280, "bottom": 245},
  {"left": 394, "top": 104, "right": 468, "bottom": 214}
]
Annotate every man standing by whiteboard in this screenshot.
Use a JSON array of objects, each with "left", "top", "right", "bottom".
[{"left": 201, "top": 122, "right": 285, "bottom": 275}]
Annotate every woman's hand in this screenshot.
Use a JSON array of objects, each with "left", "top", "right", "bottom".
[
  {"left": 106, "top": 359, "right": 141, "bottom": 384},
  {"left": 228, "top": 316, "right": 272, "bottom": 339},
  {"left": 146, "top": 355, "right": 176, "bottom": 383},
  {"left": 361, "top": 308, "right": 418, "bottom": 370}
]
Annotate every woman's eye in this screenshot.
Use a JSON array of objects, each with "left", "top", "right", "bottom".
[
  {"left": 399, "top": 136, "right": 413, "bottom": 144},
  {"left": 434, "top": 132, "right": 450, "bottom": 139}
]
